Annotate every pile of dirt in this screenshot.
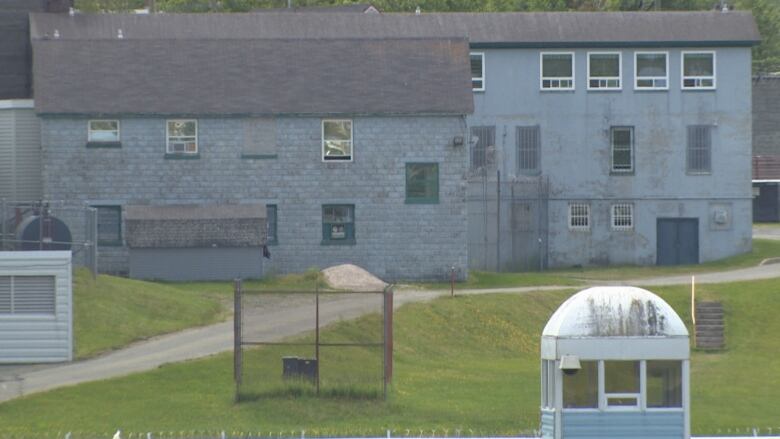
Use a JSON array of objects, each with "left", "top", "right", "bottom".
[{"left": 321, "top": 264, "right": 388, "bottom": 291}]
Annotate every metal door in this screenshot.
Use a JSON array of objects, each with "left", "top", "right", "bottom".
[{"left": 657, "top": 218, "right": 699, "bottom": 266}]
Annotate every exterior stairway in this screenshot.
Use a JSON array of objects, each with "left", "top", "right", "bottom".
[{"left": 695, "top": 301, "right": 725, "bottom": 350}]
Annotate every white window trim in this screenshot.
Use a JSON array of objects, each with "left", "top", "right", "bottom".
[
  {"left": 470, "top": 52, "right": 485, "bottom": 92},
  {"left": 634, "top": 51, "right": 669, "bottom": 91},
  {"left": 611, "top": 203, "right": 634, "bottom": 231},
  {"left": 321, "top": 119, "right": 354, "bottom": 162},
  {"left": 568, "top": 203, "right": 590, "bottom": 231},
  {"left": 88, "top": 119, "right": 120, "bottom": 142},
  {"left": 166, "top": 119, "right": 198, "bottom": 154},
  {"left": 681, "top": 51, "right": 716, "bottom": 90},
  {"left": 587, "top": 52, "right": 622, "bottom": 91},
  {"left": 540, "top": 52, "right": 575, "bottom": 91}
]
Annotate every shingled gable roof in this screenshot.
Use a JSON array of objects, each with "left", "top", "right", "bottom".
[
  {"left": 32, "top": 37, "right": 473, "bottom": 116},
  {"left": 30, "top": 11, "right": 760, "bottom": 46}
]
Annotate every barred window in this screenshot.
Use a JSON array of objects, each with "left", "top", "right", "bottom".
[
  {"left": 611, "top": 203, "right": 634, "bottom": 231},
  {"left": 470, "top": 125, "right": 496, "bottom": 171},
  {"left": 687, "top": 125, "right": 712, "bottom": 174},
  {"left": 569, "top": 203, "right": 590, "bottom": 231},
  {"left": 517, "top": 125, "right": 541, "bottom": 174}
]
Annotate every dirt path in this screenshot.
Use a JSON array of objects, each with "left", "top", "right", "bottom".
[{"left": 1, "top": 261, "right": 779, "bottom": 403}]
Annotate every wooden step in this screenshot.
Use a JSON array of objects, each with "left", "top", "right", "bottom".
[{"left": 695, "top": 300, "right": 725, "bottom": 350}]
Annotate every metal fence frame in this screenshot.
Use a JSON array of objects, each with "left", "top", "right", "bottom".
[
  {"left": 233, "top": 279, "right": 394, "bottom": 401},
  {"left": 0, "top": 199, "right": 98, "bottom": 277}
]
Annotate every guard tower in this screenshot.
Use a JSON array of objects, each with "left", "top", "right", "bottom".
[{"left": 540, "top": 286, "right": 690, "bottom": 439}]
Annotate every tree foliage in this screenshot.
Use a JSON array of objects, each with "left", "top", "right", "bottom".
[{"left": 74, "top": 0, "right": 780, "bottom": 72}]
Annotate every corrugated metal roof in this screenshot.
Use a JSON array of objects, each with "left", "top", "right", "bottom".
[
  {"left": 32, "top": 37, "right": 474, "bottom": 116},
  {"left": 30, "top": 11, "right": 760, "bottom": 45}
]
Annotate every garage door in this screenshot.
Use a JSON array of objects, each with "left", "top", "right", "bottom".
[{"left": 657, "top": 218, "right": 699, "bottom": 266}]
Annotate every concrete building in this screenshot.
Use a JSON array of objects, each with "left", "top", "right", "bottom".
[
  {"left": 2, "top": 8, "right": 760, "bottom": 279},
  {"left": 29, "top": 13, "right": 473, "bottom": 280},
  {"left": 541, "top": 286, "right": 690, "bottom": 439}
]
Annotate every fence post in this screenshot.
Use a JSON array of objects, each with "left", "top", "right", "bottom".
[
  {"left": 233, "top": 278, "right": 242, "bottom": 402},
  {"left": 383, "top": 285, "right": 394, "bottom": 399}
]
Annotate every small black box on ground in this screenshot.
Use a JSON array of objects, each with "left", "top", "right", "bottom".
[
  {"left": 298, "top": 358, "right": 318, "bottom": 381},
  {"left": 282, "top": 356, "right": 299, "bottom": 379}
]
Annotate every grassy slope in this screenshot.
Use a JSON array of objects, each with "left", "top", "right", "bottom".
[
  {"left": 414, "top": 239, "right": 780, "bottom": 289},
  {"left": 73, "top": 269, "right": 225, "bottom": 358},
  {"left": 3, "top": 278, "right": 779, "bottom": 436}
]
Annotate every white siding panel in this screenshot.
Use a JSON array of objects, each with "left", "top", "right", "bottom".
[
  {"left": 0, "top": 107, "right": 42, "bottom": 200},
  {"left": 0, "top": 251, "right": 72, "bottom": 363}
]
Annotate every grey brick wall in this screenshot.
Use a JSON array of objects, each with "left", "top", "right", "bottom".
[
  {"left": 41, "top": 116, "right": 469, "bottom": 281},
  {"left": 753, "top": 76, "right": 780, "bottom": 156}
]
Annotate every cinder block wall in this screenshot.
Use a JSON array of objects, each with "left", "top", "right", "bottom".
[{"left": 41, "top": 116, "right": 469, "bottom": 281}]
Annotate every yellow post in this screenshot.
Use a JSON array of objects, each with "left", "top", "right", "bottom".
[{"left": 691, "top": 275, "right": 696, "bottom": 346}]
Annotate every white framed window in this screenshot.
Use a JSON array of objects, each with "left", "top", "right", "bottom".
[
  {"left": 635, "top": 52, "right": 668, "bottom": 90},
  {"left": 611, "top": 126, "right": 634, "bottom": 173},
  {"left": 322, "top": 119, "right": 353, "bottom": 161},
  {"left": 470, "top": 52, "right": 485, "bottom": 91},
  {"left": 682, "top": 51, "right": 716, "bottom": 90},
  {"left": 541, "top": 52, "right": 574, "bottom": 90},
  {"left": 568, "top": 203, "right": 590, "bottom": 231},
  {"left": 588, "top": 52, "right": 621, "bottom": 90},
  {"left": 88, "top": 120, "right": 120, "bottom": 142},
  {"left": 611, "top": 203, "right": 634, "bottom": 231},
  {"left": 604, "top": 361, "right": 640, "bottom": 410},
  {"left": 166, "top": 119, "right": 198, "bottom": 154}
]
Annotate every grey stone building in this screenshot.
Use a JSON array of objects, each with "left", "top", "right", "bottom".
[{"left": 29, "top": 14, "right": 474, "bottom": 281}]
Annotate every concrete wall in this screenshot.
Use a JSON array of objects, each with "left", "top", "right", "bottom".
[
  {"left": 0, "top": 102, "right": 42, "bottom": 201},
  {"left": 468, "top": 47, "right": 753, "bottom": 269},
  {"left": 0, "top": 251, "right": 72, "bottom": 363},
  {"left": 41, "top": 116, "right": 469, "bottom": 281}
]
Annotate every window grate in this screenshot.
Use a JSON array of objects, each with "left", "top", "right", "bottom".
[
  {"left": 611, "top": 203, "right": 634, "bottom": 230},
  {"left": 470, "top": 126, "right": 496, "bottom": 171},
  {"left": 569, "top": 203, "right": 590, "bottom": 231},
  {"left": 687, "top": 125, "right": 712, "bottom": 173},
  {"left": 0, "top": 276, "right": 56, "bottom": 315},
  {"left": 517, "top": 126, "right": 541, "bottom": 174}
]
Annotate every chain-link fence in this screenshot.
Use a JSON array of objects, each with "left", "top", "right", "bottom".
[
  {"left": 233, "top": 280, "right": 393, "bottom": 401},
  {"left": 0, "top": 200, "right": 98, "bottom": 276}
]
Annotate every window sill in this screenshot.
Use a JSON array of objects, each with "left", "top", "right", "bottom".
[
  {"left": 164, "top": 153, "right": 200, "bottom": 160},
  {"left": 587, "top": 88, "right": 622, "bottom": 92},
  {"left": 686, "top": 171, "right": 712, "bottom": 176},
  {"left": 323, "top": 157, "right": 353, "bottom": 162},
  {"left": 86, "top": 141, "right": 122, "bottom": 149},
  {"left": 610, "top": 171, "right": 635, "bottom": 176},
  {"left": 682, "top": 87, "right": 716, "bottom": 91},
  {"left": 241, "top": 154, "right": 278, "bottom": 160},
  {"left": 321, "top": 239, "right": 356, "bottom": 246},
  {"left": 518, "top": 170, "right": 542, "bottom": 176},
  {"left": 405, "top": 198, "right": 439, "bottom": 205}
]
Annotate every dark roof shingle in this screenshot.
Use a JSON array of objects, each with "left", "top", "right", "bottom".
[
  {"left": 32, "top": 37, "right": 474, "bottom": 115},
  {"left": 30, "top": 11, "right": 760, "bottom": 46}
]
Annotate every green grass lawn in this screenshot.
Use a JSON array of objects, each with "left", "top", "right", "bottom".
[
  {"left": 414, "top": 239, "right": 780, "bottom": 289},
  {"left": 5, "top": 278, "right": 780, "bottom": 437},
  {"left": 73, "top": 269, "right": 225, "bottom": 359}
]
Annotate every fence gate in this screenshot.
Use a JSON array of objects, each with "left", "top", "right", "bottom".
[{"left": 233, "top": 279, "right": 393, "bottom": 401}]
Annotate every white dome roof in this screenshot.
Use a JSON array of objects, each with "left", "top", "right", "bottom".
[{"left": 542, "top": 286, "right": 688, "bottom": 338}]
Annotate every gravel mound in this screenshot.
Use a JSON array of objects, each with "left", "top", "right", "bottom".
[{"left": 321, "top": 264, "right": 388, "bottom": 291}]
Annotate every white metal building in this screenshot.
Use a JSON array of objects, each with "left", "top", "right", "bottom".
[{"left": 0, "top": 251, "right": 73, "bottom": 363}]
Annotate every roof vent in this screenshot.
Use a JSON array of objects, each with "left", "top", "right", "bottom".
[
  {"left": 134, "top": 8, "right": 150, "bottom": 14},
  {"left": 117, "top": 28, "right": 124, "bottom": 39},
  {"left": 415, "top": 6, "right": 421, "bottom": 15},
  {"left": 559, "top": 355, "right": 581, "bottom": 375},
  {"left": 68, "top": 7, "right": 75, "bottom": 16},
  {"left": 53, "top": 29, "right": 60, "bottom": 39},
  {"left": 721, "top": 2, "right": 729, "bottom": 12}
]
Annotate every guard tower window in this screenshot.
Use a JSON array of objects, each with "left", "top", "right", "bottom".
[
  {"left": 647, "top": 360, "right": 683, "bottom": 408},
  {"left": 563, "top": 360, "right": 598, "bottom": 408},
  {"left": 605, "top": 360, "right": 640, "bottom": 408}
]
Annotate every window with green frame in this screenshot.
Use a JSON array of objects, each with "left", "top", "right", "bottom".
[
  {"left": 405, "top": 163, "right": 439, "bottom": 204},
  {"left": 322, "top": 204, "right": 355, "bottom": 245},
  {"left": 93, "top": 205, "right": 122, "bottom": 246}
]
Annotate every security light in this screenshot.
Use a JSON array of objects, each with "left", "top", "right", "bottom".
[{"left": 559, "top": 355, "right": 581, "bottom": 375}]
